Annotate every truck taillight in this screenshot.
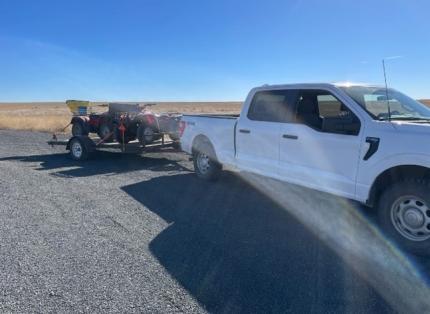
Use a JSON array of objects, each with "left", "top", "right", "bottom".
[{"left": 178, "top": 121, "right": 186, "bottom": 137}]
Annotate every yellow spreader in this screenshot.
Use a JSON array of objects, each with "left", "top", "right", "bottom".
[{"left": 66, "top": 100, "right": 91, "bottom": 116}]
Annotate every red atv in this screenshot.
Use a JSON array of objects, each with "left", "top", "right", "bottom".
[{"left": 70, "top": 103, "right": 182, "bottom": 146}]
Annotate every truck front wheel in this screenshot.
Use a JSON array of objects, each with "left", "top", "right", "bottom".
[
  {"left": 192, "top": 142, "right": 221, "bottom": 181},
  {"left": 378, "top": 180, "right": 430, "bottom": 256}
]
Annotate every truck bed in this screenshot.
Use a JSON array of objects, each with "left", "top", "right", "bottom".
[
  {"left": 180, "top": 114, "right": 238, "bottom": 166},
  {"left": 183, "top": 113, "right": 239, "bottom": 119}
]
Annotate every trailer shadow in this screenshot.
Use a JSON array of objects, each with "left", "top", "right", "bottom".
[
  {"left": 0, "top": 151, "right": 191, "bottom": 178},
  {"left": 121, "top": 172, "right": 395, "bottom": 313}
]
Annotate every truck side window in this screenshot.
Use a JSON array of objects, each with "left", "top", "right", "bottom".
[
  {"left": 295, "top": 90, "right": 361, "bottom": 135},
  {"left": 248, "top": 90, "right": 297, "bottom": 122}
]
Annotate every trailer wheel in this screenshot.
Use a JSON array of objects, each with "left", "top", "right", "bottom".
[
  {"left": 69, "top": 138, "right": 89, "bottom": 161},
  {"left": 72, "top": 122, "right": 88, "bottom": 136}
]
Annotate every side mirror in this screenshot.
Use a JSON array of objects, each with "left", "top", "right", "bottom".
[{"left": 322, "top": 114, "right": 360, "bottom": 135}]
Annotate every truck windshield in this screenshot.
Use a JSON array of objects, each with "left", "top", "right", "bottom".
[{"left": 340, "top": 86, "right": 430, "bottom": 121}]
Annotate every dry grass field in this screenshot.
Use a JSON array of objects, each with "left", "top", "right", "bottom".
[
  {"left": 0, "top": 100, "right": 429, "bottom": 133},
  {"left": 421, "top": 100, "right": 430, "bottom": 107},
  {"left": 0, "top": 101, "right": 242, "bottom": 133}
]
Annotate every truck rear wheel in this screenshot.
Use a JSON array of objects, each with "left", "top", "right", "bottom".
[
  {"left": 69, "top": 137, "right": 89, "bottom": 161},
  {"left": 378, "top": 179, "right": 430, "bottom": 256},
  {"left": 192, "top": 141, "right": 221, "bottom": 181}
]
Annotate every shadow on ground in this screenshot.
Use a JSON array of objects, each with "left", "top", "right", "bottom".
[
  {"left": 0, "top": 151, "right": 191, "bottom": 177},
  {"left": 122, "top": 172, "right": 394, "bottom": 313}
]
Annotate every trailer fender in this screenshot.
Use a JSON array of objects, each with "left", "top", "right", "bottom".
[
  {"left": 70, "top": 116, "right": 90, "bottom": 135},
  {"left": 71, "top": 116, "right": 90, "bottom": 124}
]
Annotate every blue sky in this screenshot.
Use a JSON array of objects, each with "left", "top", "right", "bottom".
[{"left": 0, "top": 0, "right": 429, "bottom": 101}]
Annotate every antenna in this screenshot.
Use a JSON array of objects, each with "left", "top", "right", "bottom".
[{"left": 382, "top": 59, "right": 392, "bottom": 122}]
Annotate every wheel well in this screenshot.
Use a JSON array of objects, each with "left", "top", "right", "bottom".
[
  {"left": 368, "top": 165, "right": 430, "bottom": 207},
  {"left": 191, "top": 135, "right": 218, "bottom": 161}
]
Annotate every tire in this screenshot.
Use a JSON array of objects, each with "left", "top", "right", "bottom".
[
  {"left": 69, "top": 138, "right": 89, "bottom": 161},
  {"left": 378, "top": 179, "right": 430, "bottom": 256},
  {"left": 192, "top": 141, "right": 221, "bottom": 181},
  {"left": 137, "top": 124, "right": 158, "bottom": 146},
  {"left": 72, "top": 122, "right": 88, "bottom": 136},
  {"left": 114, "top": 126, "right": 135, "bottom": 144},
  {"left": 97, "top": 123, "right": 113, "bottom": 142}
]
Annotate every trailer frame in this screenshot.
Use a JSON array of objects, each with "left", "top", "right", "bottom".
[{"left": 48, "top": 133, "right": 180, "bottom": 161}]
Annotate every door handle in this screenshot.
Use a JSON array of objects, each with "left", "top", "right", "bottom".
[
  {"left": 282, "top": 134, "right": 298, "bottom": 140},
  {"left": 239, "top": 129, "right": 251, "bottom": 134}
]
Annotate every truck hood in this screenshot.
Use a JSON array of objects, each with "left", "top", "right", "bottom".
[{"left": 392, "top": 121, "right": 430, "bottom": 135}]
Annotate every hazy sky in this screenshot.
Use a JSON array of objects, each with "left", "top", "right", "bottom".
[{"left": 0, "top": 0, "right": 429, "bottom": 101}]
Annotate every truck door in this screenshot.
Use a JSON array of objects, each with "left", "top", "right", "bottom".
[
  {"left": 235, "top": 89, "right": 297, "bottom": 177},
  {"left": 279, "top": 89, "right": 364, "bottom": 199}
]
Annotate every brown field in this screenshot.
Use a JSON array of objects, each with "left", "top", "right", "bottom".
[
  {"left": 0, "top": 101, "right": 242, "bottom": 133},
  {"left": 0, "top": 100, "right": 429, "bottom": 133},
  {"left": 421, "top": 100, "right": 430, "bottom": 107}
]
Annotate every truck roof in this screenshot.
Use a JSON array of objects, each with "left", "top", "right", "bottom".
[{"left": 257, "top": 82, "right": 384, "bottom": 90}]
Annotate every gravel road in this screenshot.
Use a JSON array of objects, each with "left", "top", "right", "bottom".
[{"left": 0, "top": 130, "right": 428, "bottom": 313}]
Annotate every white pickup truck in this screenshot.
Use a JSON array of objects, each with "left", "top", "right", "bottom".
[{"left": 180, "top": 83, "right": 430, "bottom": 255}]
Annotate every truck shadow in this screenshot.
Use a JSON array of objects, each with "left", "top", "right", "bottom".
[
  {"left": 0, "top": 151, "right": 191, "bottom": 178},
  {"left": 122, "top": 172, "right": 395, "bottom": 313}
]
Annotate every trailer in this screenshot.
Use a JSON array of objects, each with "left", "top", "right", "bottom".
[
  {"left": 66, "top": 100, "right": 183, "bottom": 146},
  {"left": 48, "top": 134, "right": 181, "bottom": 161}
]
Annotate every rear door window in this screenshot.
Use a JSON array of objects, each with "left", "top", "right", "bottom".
[{"left": 248, "top": 90, "right": 298, "bottom": 123}]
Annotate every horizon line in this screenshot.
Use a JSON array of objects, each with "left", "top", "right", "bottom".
[{"left": 0, "top": 100, "right": 245, "bottom": 104}]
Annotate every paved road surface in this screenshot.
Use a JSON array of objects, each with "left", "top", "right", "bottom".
[{"left": 0, "top": 130, "right": 429, "bottom": 313}]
